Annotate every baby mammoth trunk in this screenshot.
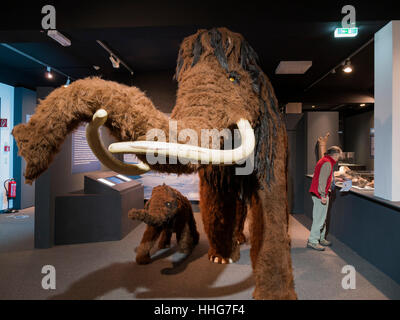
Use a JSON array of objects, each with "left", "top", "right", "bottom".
[
  {"left": 128, "top": 208, "right": 174, "bottom": 227},
  {"left": 12, "top": 77, "right": 169, "bottom": 184}
]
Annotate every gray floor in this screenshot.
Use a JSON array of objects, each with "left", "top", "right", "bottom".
[{"left": 0, "top": 207, "right": 399, "bottom": 300}]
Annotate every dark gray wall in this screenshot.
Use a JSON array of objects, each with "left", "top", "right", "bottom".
[
  {"left": 133, "top": 70, "right": 177, "bottom": 113},
  {"left": 344, "top": 111, "right": 374, "bottom": 170},
  {"left": 34, "top": 87, "right": 120, "bottom": 248},
  {"left": 13, "top": 87, "right": 36, "bottom": 209},
  {"left": 286, "top": 114, "right": 306, "bottom": 214},
  {"left": 306, "top": 112, "right": 340, "bottom": 174}
]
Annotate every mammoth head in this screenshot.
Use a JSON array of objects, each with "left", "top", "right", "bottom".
[
  {"left": 128, "top": 184, "right": 181, "bottom": 227},
  {"left": 104, "top": 27, "right": 283, "bottom": 182},
  {"left": 173, "top": 27, "right": 265, "bottom": 125}
]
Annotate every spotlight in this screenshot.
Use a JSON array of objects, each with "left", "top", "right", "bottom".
[
  {"left": 312, "top": 105, "right": 316, "bottom": 109},
  {"left": 343, "top": 60, "right": 353, "bottom": 73},
  {"left": 109, "top": 55, "right": 120, "bottom": 68},
  {"left": 360, "top": 103, "right": 366, "bottom": 107},
  {"left": 45, "top": 66, "right": 53, "bottom": 79},
  {"left": 64, "top": 77, "right": 71, "bottom": 87}
]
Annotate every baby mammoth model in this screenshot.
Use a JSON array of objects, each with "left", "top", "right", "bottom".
[
  {"left": 13, "top": 27, "right": 296, "bottom": 299},
  {"left": 129, "top": 184, "right": 199, "bottom": 265}
]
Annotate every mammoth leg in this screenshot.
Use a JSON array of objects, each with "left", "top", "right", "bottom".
[
  {"left": 136, "top": 225, "right": 162, "bottom": 265},
  {"left": 249, "top": 187, "right": 297, "bottom": 300},
  {"left": 200, "top": 176, "right": 239, "bottom": 264},
  {"left": 235, "top": 198, "right": 247, "bottom": 245},
  {"left": 158, "top": 229, "right": 172, "bottom": 249}
]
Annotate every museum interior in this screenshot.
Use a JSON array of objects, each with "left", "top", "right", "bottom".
[{"left": 0, "top": 1, "right": 399, "bottom": 300}]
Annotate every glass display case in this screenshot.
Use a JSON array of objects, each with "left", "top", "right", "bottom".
[{"left": 335, "top": 152, "right": 374, "bottom": 190}]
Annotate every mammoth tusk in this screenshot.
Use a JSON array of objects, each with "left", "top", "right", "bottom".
[
  {"left": 108, "top": 118, "right": 255, "bottom": 165},
  {"left": 86, "top": 109, "right": 151, "bottom": 175}
]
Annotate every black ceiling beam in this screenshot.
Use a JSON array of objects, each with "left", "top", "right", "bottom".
[
  {"left": 1, "top": 1, "right": 400, "bottom": 31},
  {"left": 300, "top": 90, "right": 374, "bottom": 105}
]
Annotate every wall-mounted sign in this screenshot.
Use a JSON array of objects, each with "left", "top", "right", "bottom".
[
  {"left": 71, "top": 125, "right": 101, "bottom": 174},
  {"left": 0, "top": 118, "right": 7, "bottom": 127},
  {"left": 334, "top": 28, "right": 358, "bottom": 38}
]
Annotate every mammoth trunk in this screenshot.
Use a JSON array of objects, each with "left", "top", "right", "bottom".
[
  {"left": 12, "top": 77, "right": 169, "bottom": 183},
  {"left": 128, "top": 208, "right": 173, "bottom": 227}
]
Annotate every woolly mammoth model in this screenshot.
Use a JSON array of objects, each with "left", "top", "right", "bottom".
[
  {"left": 13, "top": 27, "right": 296, "bottom": 299},
  {"left": 129, "top": 184, "right": 199, "bottom": 265},
  {"left": 317, "top": 132, "right": 330, "bottom": 159}
]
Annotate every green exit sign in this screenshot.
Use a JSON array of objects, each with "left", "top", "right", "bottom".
[{"left": 334, "top": 27, "right": 358, "bottom": 38}]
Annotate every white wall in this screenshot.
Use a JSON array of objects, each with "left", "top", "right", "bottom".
[
  {"left": 0, "top": 82, "right": 14, "bottom": 210},
  {"left": 374, "top": 21, "right": 400, "bottom": 201}
]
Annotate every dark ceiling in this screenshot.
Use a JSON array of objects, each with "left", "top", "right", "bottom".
[{"left": 0, "top": 0, "right": 399, "bottom": 111}]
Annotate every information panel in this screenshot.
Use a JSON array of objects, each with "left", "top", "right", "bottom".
[{"left": 71, "top": 125, "right": 101, "bottom": 174}]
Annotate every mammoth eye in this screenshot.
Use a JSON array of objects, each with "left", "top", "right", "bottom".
[
  {"left": 165, "top": 202, "right": 172, "bottom": 208},
  {"left": 228, "top": 71, "right": 240, "bottom": 84}
]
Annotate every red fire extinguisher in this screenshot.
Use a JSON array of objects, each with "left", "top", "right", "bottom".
[
  {"left": 1, "top": 178, "right": 18, "bottom": 214},
  {"left": 6, "top": 179, "right": 17, "bottom": 198}
]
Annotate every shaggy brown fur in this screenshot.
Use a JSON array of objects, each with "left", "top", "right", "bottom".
[
  {"left": 129, "top": 184, "right": 199, "bottom": 264},
  {"left": 12, "top": 27, "right": 296, "bottom": 299}
]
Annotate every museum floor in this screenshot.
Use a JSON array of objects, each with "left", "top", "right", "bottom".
[{"left": 0, "top": 207, "right": 399, "bottom": 300}]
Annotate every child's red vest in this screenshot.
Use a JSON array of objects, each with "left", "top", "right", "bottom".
[{"left": 309, "top": 155, "right": 337, "bottom": 199}]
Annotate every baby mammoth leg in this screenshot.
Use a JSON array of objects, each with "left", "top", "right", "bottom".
[
  {"left": 176, "top": 222, "right": 197, "bottom": 255},
  {"left": 158, "top": 229, "right": 173, "bottom": 249},
  {"left": 136, "top": 225, "right": 162, "bottom": 265}
]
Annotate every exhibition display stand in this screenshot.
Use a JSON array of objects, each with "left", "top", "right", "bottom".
[
  {"left": 54, "top": 171, "right": 144, "bottom": 245},
  {"left": 304, "top": 175, "right": 400, "bottom": 284}
]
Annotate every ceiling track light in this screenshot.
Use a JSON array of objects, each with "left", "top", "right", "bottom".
[
  {"left": 64, "top": 77, "right": 71, "bottom": 87},
  {"left": 96, "top": 40, "right": 134, "bottom": 75},
  {"left": 46, "top": 66, "right": 53, "bottom": 79},
  {"left": 305, "top": 37, "right": 373, "bottom": 92},
  {"left": 0, "top": 44, "right": 74, "bottom": 84},
  {"left": 343, "top": 60, "right": 353, "bottom": 73},
  {"left": 109, "top": 55, "right": 120, "bottom": 69}
]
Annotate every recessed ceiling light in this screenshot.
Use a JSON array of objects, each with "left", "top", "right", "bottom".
[{"left": 275, "top": 61, "right": 312, "bottom": 74}]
